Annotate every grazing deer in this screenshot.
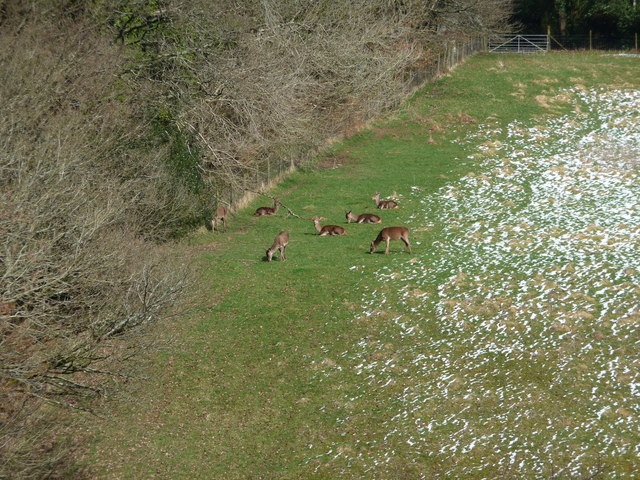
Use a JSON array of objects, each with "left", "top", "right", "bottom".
[
  {"left": 212, "top": 205, "right": 229, "bottom": 232},
  {"left": 370, "top": 227, "right": 411, "bottom": 254},
  {"left": 372, "top": 192, "right": 399, "bottom": 210},
  {"left": 266, "top": 231, "right": 289, "bottom": 261},
  {"left": 255, "top": 198, "right": 281, "bottom": 217},
  {"left": 345, "top": 211, "right": 382, "bottom": 224},
  {"left": 312, "top": 217, "right": 346, "bottom": 236}
]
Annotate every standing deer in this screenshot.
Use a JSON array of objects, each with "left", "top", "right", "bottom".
[
  {"left": 312, "top": 217, "right": 346, "bottom": 236},
  {"left": 372, "top": 192, "right": 399, "bottom": 210},
  {"left": 212, "top": 205, "right": 229, "bottom": 232},
  {"left": 255, "top": 198, "right": 281, "bottom": 216},
  {"left": 266, "top": 231, "right": 289, "bottom": 261},
  {"left": 370, "top": 227, "right": 411, "bottom": 254},
  {"left": 345, "top": 211, "right": 382, "bottom": 224}
]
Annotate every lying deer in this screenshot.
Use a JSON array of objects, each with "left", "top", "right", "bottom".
[
  {"left": 312, "top": 217, "right": 346, "bottom": 236},
  {"left": 255, "top": 198, "right": 281, "bottom": 216},
  {"left": 372, "top": 192, "right": 399, "bottom": 210},
  {"left": 266, "top": 231, "right": 289, "bottom": 261},
  {"left": 345, "top": 211, "right": 382, "bottom": 224},
  {"left": 370, "top": 226, "right": 411, "bottom": 254},
  {"left": 212, "top": 205, "right": 229, "bottom": 232}
]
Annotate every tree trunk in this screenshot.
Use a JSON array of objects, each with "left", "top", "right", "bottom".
[{"left": 558, "top": 11, "right": 567, "bottom": 36}]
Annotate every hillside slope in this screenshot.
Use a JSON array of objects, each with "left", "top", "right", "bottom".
[{"left": 89, "top": 53, "right": 640, "bottom": 479}]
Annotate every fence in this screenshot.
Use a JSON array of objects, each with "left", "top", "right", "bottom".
[
  {"left": 409, "top": 36, "right": 487, "bottom": 86},
  {"left": 550, "top": 33, "right": 639, "bottom": 51},
  {"left": 489, "top": 34, "right": 549, "bottom": 53},
  {"left": 489, "top": 32, "right": 640, "bottom": 53}
]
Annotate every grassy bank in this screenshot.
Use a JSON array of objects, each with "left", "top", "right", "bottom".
[{"left": 88, "top": 52, "right": 640, "bottom": 479}]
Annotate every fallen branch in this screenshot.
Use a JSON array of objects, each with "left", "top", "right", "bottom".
[{"left": 245, "top": 189, "right": 308, "bottom": 220}]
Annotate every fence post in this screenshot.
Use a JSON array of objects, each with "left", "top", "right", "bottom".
[
  {"left": 636, "top": 32, "right": 638, "bottom": 51},
  {"left": 589, "top": 30, "right": 592, "bottom": 51},
  {"left": 445, "top": 43, "right": 450, "bottom": 70}
]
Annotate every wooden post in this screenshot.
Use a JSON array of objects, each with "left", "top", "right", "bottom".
[
  {"left": 636, "top": 33, "right": 638, "bottom": 51},
  {"left": 446, "top": 43, "right": 450, "bottom": 70},
  {"left": 589, "top": 30, "right": 592, "bottom": 51}
]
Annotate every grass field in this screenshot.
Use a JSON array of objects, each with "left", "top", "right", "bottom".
[{"left": 88, "top": 52, "right": 640, "bottom": 479}]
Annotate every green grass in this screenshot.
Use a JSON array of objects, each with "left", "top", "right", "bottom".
[{"left": 88, "top": 52, "right": 640, "bottom": 479}]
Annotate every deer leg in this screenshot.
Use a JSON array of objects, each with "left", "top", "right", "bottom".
[
  {"left": 402, "top": 237, "right": 411, "bottom": 253},
  {"left": 385, "top": 238, "right": 390, "bottom": 254}
]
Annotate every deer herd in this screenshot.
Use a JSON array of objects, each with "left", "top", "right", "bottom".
[{"left": 213, "top": 192, "right": 411, "bottom": 261}]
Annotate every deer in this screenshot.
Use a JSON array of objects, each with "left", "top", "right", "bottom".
[
  {"left": 255, "top": 198, "right": 281, "bottom": 217},
  {"left": 370, "top": 226, "right": 411, "bottom": 255},
  {"left": 212, "top": 205, "right": 229, "bottom": 232},
  {"left": 312, "top": 217, "right": 346, "bottom": 236},
  {"left": 266, "top": 231, "right": 289, "bottom": 261},
  {"left": 345, "top": 211, "right": 382, "bottom": 224},
  {"left": 372, "top": 192, "right": 399, "bottom": 210}
]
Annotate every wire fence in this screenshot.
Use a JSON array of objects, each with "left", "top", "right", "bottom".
[
  {"left": 409, "top": 36, "right": 487, "bottom": 87},
  {"left": 550, "top": 33, "right": 639, "bottom": 51},
  {"left": 487, "top": 32, "right": 640, "bottom": 54}
]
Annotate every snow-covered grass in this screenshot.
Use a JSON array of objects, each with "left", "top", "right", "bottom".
[{"left": 312, "top": 87, "right": 640, "bottom": 478}]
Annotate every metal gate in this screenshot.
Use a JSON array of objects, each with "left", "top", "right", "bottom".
[{"left": 489, "top": 35, "right": 549, "bottom": 53}]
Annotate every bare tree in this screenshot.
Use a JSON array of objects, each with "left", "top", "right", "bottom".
[{"left": 0, "top": 9, "right": 192, "bottom": 478}]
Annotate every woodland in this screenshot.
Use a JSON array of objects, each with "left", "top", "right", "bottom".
[{"left": 514, "top": 0, "right": 640, "bottom": 37}]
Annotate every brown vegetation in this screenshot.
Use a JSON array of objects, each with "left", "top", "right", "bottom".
[
  {"left": 109, "top": 0, "right": 513, "bottom": 203},
  {"left": 0, "top": 7, "right": 190, "bottom": 478}
]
